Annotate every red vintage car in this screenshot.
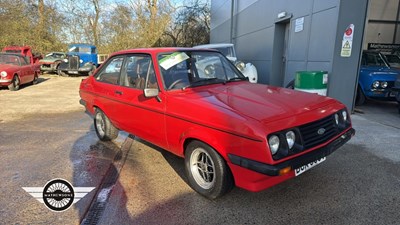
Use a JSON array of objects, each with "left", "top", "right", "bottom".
[
  {"left": 0, "top": 53, "right": 40, "bottom": 91},
  {"left": 79, "top": 48, "right": 355, "bottom": 199}
]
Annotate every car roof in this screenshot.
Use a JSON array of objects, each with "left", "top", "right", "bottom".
[
  {"left": 109, "top": 47, "right": 219, "bottom": 57},
  {"left": 193, "top": 43, "right": 234, "bottom": 49},
  {"left": 68, "top": 44, "right": 96, "bottom": 48}
]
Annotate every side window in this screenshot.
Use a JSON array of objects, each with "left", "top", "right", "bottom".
[
  {"left": 121, "top": 55, "right": 157, "bottom": 90},
  {"left": 20, "top": 57, "right": 28, "bottom": 65},
  {"left": 146, "top": 65, "right": 158, "bottom": 89},
  {"left": 96, "top": 57, "right": 124, "bottom": 85}
]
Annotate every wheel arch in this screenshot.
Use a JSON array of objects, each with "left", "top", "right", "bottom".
[
  {"left": 13, "top": 72, "right": 21, "bottom": 82},
  {"left": 182, "top": 137, "right": 236, "bottom": 190},
  {"left": 181, "top": 134, "right": 235, "bottom": 180}
]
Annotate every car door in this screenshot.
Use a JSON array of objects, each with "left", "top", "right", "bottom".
[
  {"left": 92, "top": 56, "right": 126, "bottom": 127},
  {"left": 115, "top": 54, "right": 167, "bottom": 148},
  {"left": 15, "top": 56, "right": 33, "bottom": 84}
]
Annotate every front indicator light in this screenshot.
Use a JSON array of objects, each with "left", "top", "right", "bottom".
[
  {"left": 268, "top": 135, "right": 280, "bottom": 155},
  {"left": 286, "top": 131, "right": 296, "bottom": 149},
  {"left": 279, "top": 166, "right": 292, "bottom": 176}
]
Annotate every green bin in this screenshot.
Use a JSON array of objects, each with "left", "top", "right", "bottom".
[{"left": 294, "top": 71, "right": 328, "bottom": 96}]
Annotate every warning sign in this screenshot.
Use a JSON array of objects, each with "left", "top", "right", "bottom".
[{"left": 341, "top": 24, "right": 354, "bottom": 57}]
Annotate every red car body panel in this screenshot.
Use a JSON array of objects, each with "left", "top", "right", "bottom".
[
  {"left": 0, "top": 53, "right": 39, "bottom": 88},
  {"left": 79, "top": 48, "right": 354, "bottom": 192}
]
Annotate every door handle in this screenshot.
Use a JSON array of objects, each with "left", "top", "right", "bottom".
[{"left": 115, "top": 90, "right": 123, "bottom": 95}]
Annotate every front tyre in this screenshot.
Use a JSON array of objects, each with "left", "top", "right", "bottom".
[
  {"left": 8, "top": 76, "right": 20, "bottom": 91},
  {"left": 57, "top": 69, "right": 68, "bottom": 77},
  {"left": 355, "top": 86, "right": 366, "bottom": 106},
  {"left": 94, "top": 109, "right": 118, "bottom": 141},
  {"left": 184, "top": 141, "right": 234, "bottom": 199}
]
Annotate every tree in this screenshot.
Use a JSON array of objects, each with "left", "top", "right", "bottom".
[
  {"left": 101, "top": 0, "right": 173, "bottom": 52},
  {"left": 0, "top": 0, "right": 65, "bottom": 53},
  {"left": 160, "top": 0, "right": 210, "bottom": 47}
]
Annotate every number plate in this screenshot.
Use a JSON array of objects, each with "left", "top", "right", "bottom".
[
  {"left": 389, "top": 92, "right": 395, "bottom": 97},
  {"left": 295, "top": 157, "right": 326, "bottom": 176},
  {"left": 69, "top": 71, "right": 79, "bottom": 74}
]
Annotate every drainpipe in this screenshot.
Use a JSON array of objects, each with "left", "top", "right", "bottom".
[{"left": 230, "top": 0, "right": 234, "bottom": 43}]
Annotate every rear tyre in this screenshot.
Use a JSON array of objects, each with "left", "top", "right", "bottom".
[
  {"left": 8, "top": 76, "right": 20, "bottom": 91},
  {"left": 94, "top": 109, "right": 118, "bottom": 141},
  {"left": 184, "top": 141, "right": 234, "bottom": 199}
]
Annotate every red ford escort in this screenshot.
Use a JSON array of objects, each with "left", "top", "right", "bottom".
[{"left": 79, "top": 48, "right": 355, "bottom": 199}]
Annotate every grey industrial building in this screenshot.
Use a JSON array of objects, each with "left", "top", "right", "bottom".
[{"left": 210, "top": 0, "right": 399, "bottom": 111}]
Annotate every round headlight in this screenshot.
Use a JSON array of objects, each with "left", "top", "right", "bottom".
[
  {"left": 235, "top": 61, "right": 245, "bottom": 72},
  {"left": 381, "top": 81, "right": 388, "bottom": 88},
  {"left": 335, "top": 113, "right": 340, "bottom": 125},
  {"left": 0, "top": 71, "right": 7, "bottom": 78},
  {"left": 268, "top": 135, "right": 280, "bottom": 155},
  {"left": 285, "top": 131, "right": 296, "bottom": 149},
  {"left": 372, "top": 81, "right": 380, "bottom": 88},
  {"left": 63, "top": 59, "right": 68, "bottom": 63},
  {"left": 80, "top": 59, "right": 83, "bottom": 63},
  {"left": 204, "top": 65, "right": 215, "bottom": 77},
  {"left": 342, "top": 110, "right": 347, "bottom": 122}
]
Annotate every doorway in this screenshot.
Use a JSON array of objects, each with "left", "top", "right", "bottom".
[{"left": 270, "top": 18, "right": 291, "bottom": 87}]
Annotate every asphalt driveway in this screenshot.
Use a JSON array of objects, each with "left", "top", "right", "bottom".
[{"left": 0, "top": 76, "right": 399, "bottom": 224}]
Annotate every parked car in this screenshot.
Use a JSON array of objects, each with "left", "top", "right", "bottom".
[
  {"left": 0, "top": 53, "right": 40, "bottom": 91},
  {"left": 356, "top": 51, "right": 399, "bottom": 105},
  {"left": 58, "top": 44, "right": 98, "bottom": 76},
  {"left": 79, "top": 48, "right": 355, "bottom": 199},
  {"left": 39, "top": 52, "right": 66, "bottom": 73},
  {"left": 194, "top": 43, "right": 258, "bottom": 83}
]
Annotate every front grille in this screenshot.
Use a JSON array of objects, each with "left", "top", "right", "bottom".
[
  {"left": 298, "top": 114, "right": 341, "bottom": 149},
  {"left": 387, "top": 81, "right": 395, "bottom": 88},
  {"left": 69, "top": 55, "right": 79, "bottom": 70}
]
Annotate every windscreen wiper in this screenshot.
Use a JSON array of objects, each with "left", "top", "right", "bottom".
[{"left": 227, "top": 77, "right": 248, "bottom": 82}]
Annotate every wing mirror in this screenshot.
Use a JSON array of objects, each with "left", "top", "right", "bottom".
[
  {"left": 144, "top": 88, "right": 161, "bottom": 102},
  {"left": 144, "top": 88, "right": 159, "bottom": 98}
]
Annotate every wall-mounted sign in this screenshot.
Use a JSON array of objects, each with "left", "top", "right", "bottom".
[
  {"left": 367, "top": 43, "right": 400, "bottom": 52},
  {"left": 295, "top": 17, "right": 304, "bottom": 33},
  {"left": 341, "top": 24, "right": 354, "bottom": 57}
]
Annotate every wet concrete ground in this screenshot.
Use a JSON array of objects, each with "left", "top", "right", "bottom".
[{"left": 0, "top": 96, "right": 399, "bottom": 224}]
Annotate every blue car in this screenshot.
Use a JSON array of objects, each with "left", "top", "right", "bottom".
[
  {"left": 356, "top": 51, "right": 400, "bottom": 105},
  {"left": 58, "top": 44, "right": 98, "bottom": 76}
]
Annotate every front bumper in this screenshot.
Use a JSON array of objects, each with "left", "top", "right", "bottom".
[
  {"left": 0, "top": 79, "right": 12, "bottom": 85},
  {"left": 229, "top": 128, "right": 355, "bottom": 176},
  {"left": 40, "top": 64, "right": 57, "bottom": 71},
  {"left": 365, "top": 88, "right": 393, "bottom": 98},
  {"left": 61, "top": 67, "right": 93, "bottom": 75}
]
